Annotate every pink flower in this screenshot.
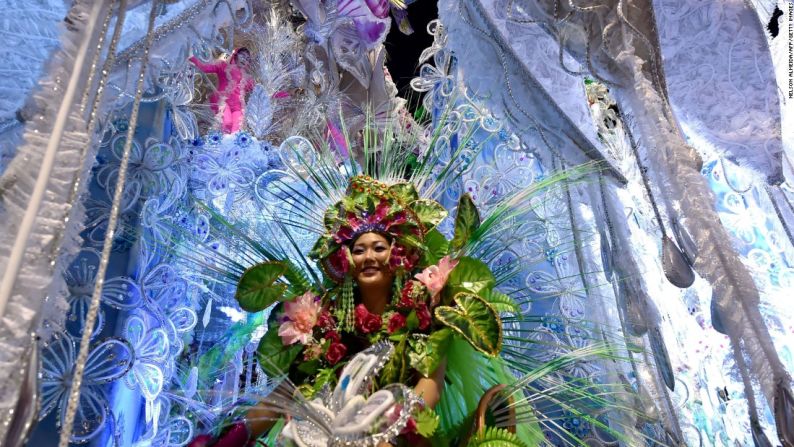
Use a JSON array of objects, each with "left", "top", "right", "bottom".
[
  {"left": 325, "top": 246, "right": 351, "bottom": 279},
  {"left": 387, "top": 312, "right": 407, "bottom": 333},
  {"left": 278, "top": 292, "right": 322, "bottom": 345},
  {"left": 303, "top": 343, "right": 323, "bottom": 361},
  {"left": 414, "top": 256, "right": 458, "bottom": 304}
]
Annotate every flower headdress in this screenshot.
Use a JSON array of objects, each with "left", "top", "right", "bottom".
[
  {"left": 307, "top": 175, "right": 446, "bottom": 331},
  {"left": 309, "top": 175, "right": 447, "bottom": 283}
]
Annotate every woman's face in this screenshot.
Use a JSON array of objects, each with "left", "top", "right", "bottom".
[
  {"left": 350, "top": 232, "right": 393, "bottom": 288},
  {"left": 235, "top": 51, "right": 251, "bottom": 69}
]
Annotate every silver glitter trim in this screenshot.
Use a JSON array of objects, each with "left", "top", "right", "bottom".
[{"left": 56, "top": 1, "right": 159, "bottom": 445}]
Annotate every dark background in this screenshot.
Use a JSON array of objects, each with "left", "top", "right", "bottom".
[{"left": 384, "top": 0, "right": 438, "bottom": 110}]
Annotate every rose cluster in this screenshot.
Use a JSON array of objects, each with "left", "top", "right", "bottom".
[{"left": 278, "top": 292, "right": 348, "bottom": 365}]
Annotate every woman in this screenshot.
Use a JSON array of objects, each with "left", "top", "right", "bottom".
[
  {"left": 190, "top": 175, "right": 509, "bottom": 446},
  {"left": 189, "top": 48, "right": 255, "bottom": 134},
  {"left": 252, "top": 231, "right": 445, "bottom": 447}
]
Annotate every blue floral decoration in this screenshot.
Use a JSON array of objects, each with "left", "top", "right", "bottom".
[
  {"left": 235, "top": 131, "right": 252, "bottom": 148},
  {"left": 206, "top": 131, "right": 223, "bottom": 147},
  {"left": 40, "top": 334, "right": 134, "bottom": 443}
]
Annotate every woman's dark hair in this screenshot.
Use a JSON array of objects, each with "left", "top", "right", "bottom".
[{"left": 231, "top": 47, "right": 251, "bottom": 63}]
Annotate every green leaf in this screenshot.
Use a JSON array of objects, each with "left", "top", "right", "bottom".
[
  {"left": 341, "top": 195, "right": 358, "bottom": 212},
  {"left": 414, "top": 104, "right": 427, "bottom": 122},
  {"left": 236, "top": 262, "right": 289, "bottom": 312},
  {"left": 297, "top": 359, "right": 320, "bottom": 376},
  {"left": 323, "top": 205, "right": 341, "bottom": 230},
  {"left": 282, "top": 260, "right": 312, "bottom": 298},
  {"left": 414, "top": 407, "right": 440, "bottom": 437},
  {"left": 451, "top": 194, "right": 480, "bottom": 251},
  {"left": 309, "top": 235, "right": 335, "bottom": 260},
  {"left": 409, "top": 328, "right": 452, "bottom": 377},
  {"left": 256, "top": 321, "right": 302, "bottom": 377},
  {"left": 468, "top": 426, "right": 528, "bottom": 447},
  {"left": 389, "top": 182, "right": 419, "bottom": 204},
  {"left": 311, "top": 366, "right": 340, "bottom": 397},
  {"left": 421, "top": 229, "right": 450, "bottom": 266},
  {"left": 480, "top": 289, "right": 521, "bottom": 314},
  {"left": 406, "top": 310, "right": 419, "bottom": 331},
  {"left": 445, "top": 256, "right": 496, "bottom": 298},
  {"left": 435, "top": 293, "right": 502, "bottom": 356},
  {"left": 411, "top": 199, "right": 448, "bottom": 231},
  {"left": 380, "top": 336, "right": 409, "bottom": 386},
  {"left": 400, "top": 231, "right": 426, "bottom": 250}
]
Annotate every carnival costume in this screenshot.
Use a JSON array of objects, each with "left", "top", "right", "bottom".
[
  {"left": 180, "top": 121, "right": 637, "bottom": 447},
  {"left": 4, "top": 0, "right": 794, "bottom": 445}
]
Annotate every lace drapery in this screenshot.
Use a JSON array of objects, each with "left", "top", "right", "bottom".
[
  {"left": 654, "top": 0, "right": 784, "bottom": 183},
  {"left": 436, "top": 0, "right": 627, "bottom": 184}
]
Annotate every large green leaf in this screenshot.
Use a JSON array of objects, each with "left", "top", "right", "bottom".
[
  {"left": 389, "top": 182, "right": 419, "bottom": 204},
  {"left": 445, "top": 256, "right": 496, "bottom": 298},
  {"left": 411, "top": 199, "right": 448, "bottom": 231},
  {"left": 256, "top": 319, "right": 302, "bottom": 377},
  {"left": 421, "top": 229, "right": 451, "bottom": 266},
  {"left": 451, "top": 194, "right": 480, "bottom": 251},
  {"left": 435, "top": 293, "right": 502, "bottom": 356},
  {"left": 282, "top": 260, "right": 312, "bottom": 297},
  {"left": 481, "top": 289, "right": 521, "bottom": 314},
  {"left": 400, "top": 232, "right": 426, "bottom": 250},
  {"left": 236, "top": 262, "right": 288, "bottom": 312},
  {"left": 408, "top": 328, "right": 452, "bottom": 377}
]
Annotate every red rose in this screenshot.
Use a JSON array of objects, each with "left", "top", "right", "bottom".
[
  {"left": 326, "top": 248, "right": 350, "bottom": 279},
  {"left": 398, "top": 281, "right": 416, "bottom": 310},
  {"left": 416, "top": 303, "right": 432, "bottom": 331},
  {"left": 390, "top": 243, "right": 419, "bottom": 271},
  {"left": 354, "top": 304, "right": 383, "bottom": 334},
  {"left": 325, "top": 341, "right": 347, "bottom": 365},
  {"left": 325, "top": 330, "right": 341, "bottom": 343},
  {"left": 317, "top": 310, "right": 336, "bottom": 331},
  {"left": 387, "top": 313, "right": 407, "bottom": 333}
]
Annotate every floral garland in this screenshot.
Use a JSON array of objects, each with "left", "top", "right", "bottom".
[{"left": 273, "top": 260, "right": 454, "bottom": 383}]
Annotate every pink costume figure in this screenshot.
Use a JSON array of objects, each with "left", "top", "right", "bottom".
[{"left": 189, "top": 47, "right": 255, "bottom": 134}]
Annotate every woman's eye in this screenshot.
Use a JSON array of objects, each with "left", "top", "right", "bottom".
[
  {"left": 352, "top": 248, "right": 364, "bottom": 254},
  {"left": 375, "top": 246, "right": 387, "bottom": 252}
]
